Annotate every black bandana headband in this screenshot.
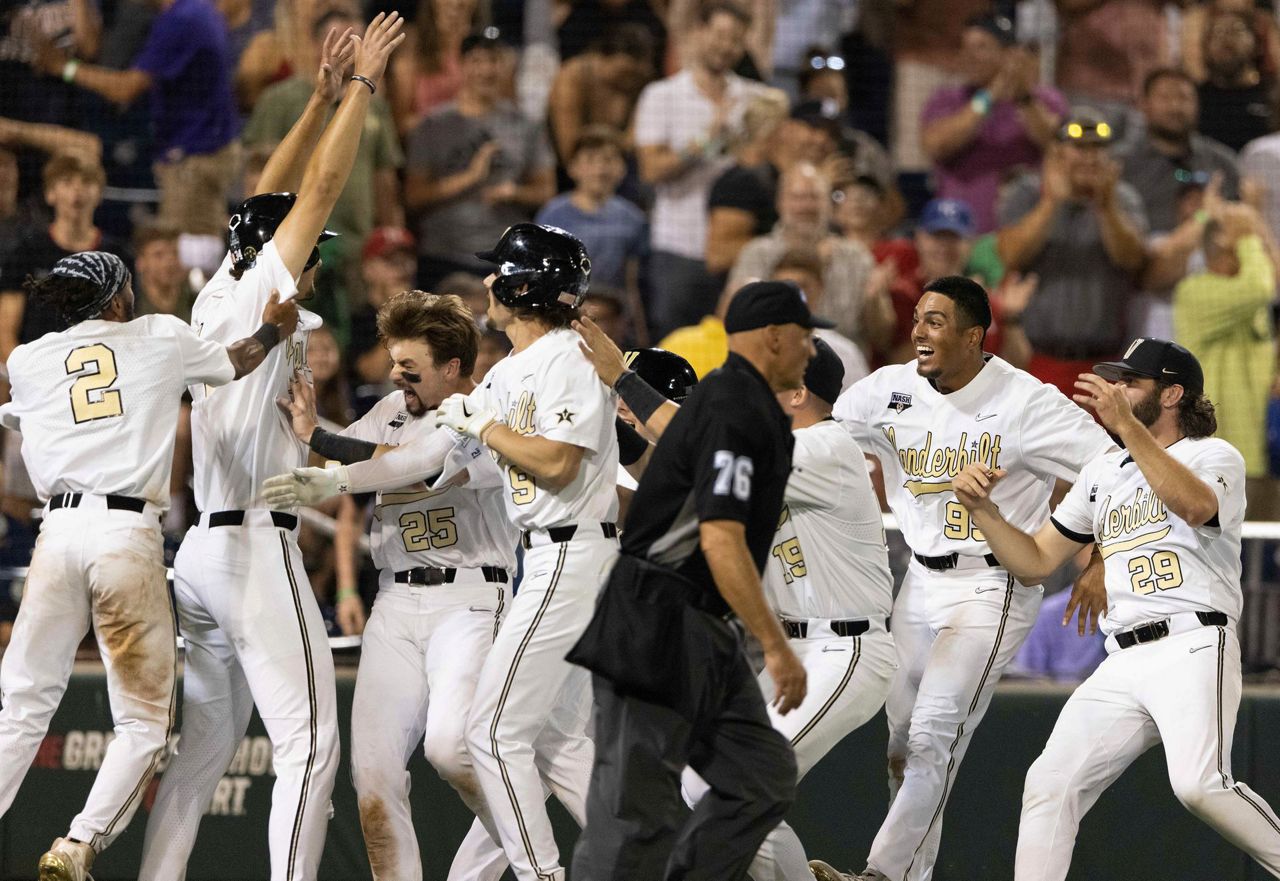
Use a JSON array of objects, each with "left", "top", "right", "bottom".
[{"left": 50, "top": 251, "right": 131, "bottom": 323}]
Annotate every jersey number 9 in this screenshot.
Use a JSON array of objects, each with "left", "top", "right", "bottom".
[
  {"left": 66, "top": 344, "right": 124, "bottom": 424},
  {"left": 508, "top": 467, "right": 537, "bottom": 506}
]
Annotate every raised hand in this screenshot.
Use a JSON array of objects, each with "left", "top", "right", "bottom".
[
  {"left": 573, "top": 315, "right": 629, "bottom": 387},
  {"left": 952, "top": 462, "right": 1007, "bottom": 514},
  {"left": 261, "top": 289, "right": 300, "bottom": 337},
  {"left": 275, "top": 370, "right": 319, "bottom": 442},
  {"left": 1072, "top": 373, "right": 1138, "bottom": 435},
  {"left": 351, "top": 11, "right": 407, "bottom": 89},
  {"left": 315, "top": 24, "right": 357, "bottom": 103}
]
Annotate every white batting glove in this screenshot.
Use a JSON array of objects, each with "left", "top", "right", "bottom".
[
  {"left": 262, "top": 465, "right": 350, "bottom": 507},
  {"left": 434, "top": 393, "right": 499, "bottom": 441}
]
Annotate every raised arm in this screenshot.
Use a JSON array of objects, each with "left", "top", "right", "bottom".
[
  {"left": 271, "top": 12, "right": 405, "bottom": 280},
  {"left": 255, "top": 25, "right": 357, "bottom": 196},
  {"left": 573, "top": 316, "right": 679, "bottom": 437}
]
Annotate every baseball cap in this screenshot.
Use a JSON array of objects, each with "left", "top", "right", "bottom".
[
  {"left": 966, "top": 12, "right": 1016, "bottom": 46},
  {"left": 362, "top": 226, "right": 415, "bottom": 262},
  {"left": 803, "top": 337, "right": 844, "bottom": 405},
  {"left": 461, "top": 26, "right": 508, "bottom": 55},
  {"left": 1059, "top": 108, "right": 1114, "bottom": 145},
  {"left": 1094, "top": 338, "right": 1204, "bottom": 395},
  {"left": 724, "top": 280, "right": 836, "bottom": 333},
  {"left": 919, "top": 198, "right": 975, "bottom": 237}
]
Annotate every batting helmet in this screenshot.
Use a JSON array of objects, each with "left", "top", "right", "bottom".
[
  {"left": 624, "top": 348, "right": 699, "bottom": 403},
  {"left": 228, "top": 193, "right": 339, "bottom": 275},
  {"left": 475, "top": 223, "right": 591, "bottom": 310}
]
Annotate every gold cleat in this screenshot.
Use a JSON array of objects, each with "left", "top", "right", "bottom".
[
  {"left": 809, "top": 859, "right": 856, "bottom": 881},
  {"left": 37, "top": 838, "right": 94, "bottom": 881}
]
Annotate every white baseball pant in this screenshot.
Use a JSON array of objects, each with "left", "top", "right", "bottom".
[
  {"left": 0, "top": 503, "right": 175, "bottom": 851},
  {"left": 1017, "top": 623, "right": 1280, "bottom": 881},
  {"left": 683, "top": 621, "right": 897, "bottom": 881},
  {"left": 351, "top": 576, "right": 511, "bottom": 881},
  {"left": 139, "top": 514, "right": 340, "bottom": 881},
  {"left": 466, "top": 530, "right": 617, "bottom": 881},
  {"left": 868, "top": 562, "right": 1041, "bottom": 881}
]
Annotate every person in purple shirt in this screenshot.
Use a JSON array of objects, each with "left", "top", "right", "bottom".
[
  {"left": 1010, "top": 586, "right": 1108, "bottom": 682},
  {"left": 919, "top": 13, "right": 1068, "bottom": 233},
  {"left": 29, "top": 0, "right": 242, "bottom": 241}
]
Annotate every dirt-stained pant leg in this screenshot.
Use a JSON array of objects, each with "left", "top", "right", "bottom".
[
  {"left": 0, "top": 512, "right": 92, "bottom": 817},
  {"left": 69, "top": 517, "right": 176, "bottom": 850}
]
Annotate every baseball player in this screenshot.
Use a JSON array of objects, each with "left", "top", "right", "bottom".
[
  {"left": 138, "top": 16, "right": 406, "bottom": 881},
  {"left": 265, "top": 223, "right": 619, "bottom": 881},
  {"left": 613, "top": 348, "right": 697, "bottom": 505},
  {"left": 952, "top": 338, "right": 1280, "bottom": 880},
  {"left": 275, "top": 290, "right": 515, "bottom": 881},
  {"left": 0, "top": 252, "right": 296, "bottom": 881},
  {"left": 576, "top": 326, "right": 897, "bottom": 881},
  {"left": 810, "top": 276, "right": 1115, "bottom": 881}
]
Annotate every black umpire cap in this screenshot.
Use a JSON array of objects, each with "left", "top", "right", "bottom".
[
  {"left": 724, "top": 280, "right": 835, "bottom": 333},
  {"left": 1094, "top": 338, "right": 1204, "bottom": 396}
]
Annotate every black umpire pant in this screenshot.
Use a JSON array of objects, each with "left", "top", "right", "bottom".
[{"left": 571, "top": 616, "right": 797, "bottom": 881}]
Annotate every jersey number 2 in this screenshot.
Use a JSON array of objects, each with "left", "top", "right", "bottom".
[{"left": 66, "top": 344, "right": 123, "bottom": 424}]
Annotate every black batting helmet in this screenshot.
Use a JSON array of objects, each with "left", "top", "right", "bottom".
[
  {"left": 228, "top": 193, "right": 339, "bottom": 275},
  {"left": 475, "top": 223, "right": 591, "bottom": 310},
  {"left": 624, "top": 348, "right": 698, "bottom": 403}
]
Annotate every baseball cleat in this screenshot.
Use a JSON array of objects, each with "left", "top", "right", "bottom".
[
  {"left": 37, "top": 837, "right": 94, "bottom": 881},
  {"left": 809, "top": 859, "right": 856, "bottom": 880}
]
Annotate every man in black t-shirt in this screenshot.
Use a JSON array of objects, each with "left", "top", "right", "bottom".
[
  {"left": 570, "top": 280, "right": 825, "bottom": 881},
  {"left": 1197, "top": 10, "right": 1274, "bottom": 153}
]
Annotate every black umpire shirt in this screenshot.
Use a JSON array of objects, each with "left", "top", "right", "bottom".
[{"left": 621, "top": 352, "right": 794, "bottom": 616}]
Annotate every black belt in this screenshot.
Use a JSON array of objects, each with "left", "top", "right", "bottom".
[
  {"left": 912, "top": 551, "right": 1000, "bottom": 571},
  {"left": 1115, "top": 611, "right": 1228, "bottom": 650},
  {"left": 520, "top": 521, "right": 618, "bottom": 550},
  {"left": 205, "top": 510, "right": 298, "bottom": 529},
  {"left": 781, "top": 617, "right": 881, "bottom": 639},
  {"left": 394, "top": 565, "right": 508, "bottom": 586},
  {"left": 49, "top": 492, "right": 147, "bottom": 513}
]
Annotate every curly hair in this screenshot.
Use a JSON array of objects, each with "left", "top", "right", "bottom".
[
  {"left": 377, "top": 289, "right": 480, "bottom": 375},
  {"left": 23, "top": 273, "right": 108, "bottom": 328}
]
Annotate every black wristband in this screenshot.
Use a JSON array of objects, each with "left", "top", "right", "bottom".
[
  {"left": 251, "top": 322, "right": 281, "bottom": 352},
  {"left": 614, "top": 370, "right": 667, "bottom": 426},
  {"left": 615, "top": 416, "right": 649, "bottom": 466},
  {"left": 310, "top": 427, "right": 378, "bottom": 464}
]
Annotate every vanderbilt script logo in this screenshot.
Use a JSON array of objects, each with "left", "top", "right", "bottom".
[
  {"left": 1097, "top": 487, "right": 1170, "bottom": 559},
  {"left": 883, "top": 427, "right": 1003, "bottom": 497}
]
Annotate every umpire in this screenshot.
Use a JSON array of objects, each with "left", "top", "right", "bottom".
[{"left": 569, "top": 281, "right": 825, "bottom": 881}]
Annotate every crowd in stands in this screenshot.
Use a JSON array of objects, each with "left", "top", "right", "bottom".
[{"left": 0, "top": 0, "right": 1278, "bottom": 658}]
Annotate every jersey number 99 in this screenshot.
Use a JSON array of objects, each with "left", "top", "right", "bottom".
[
  {"left": 943, "top": 500, "right": 985, "bottom": 542},
  {"left": 400, "top": 507, "right": 459, "bottom": 551},
  {"left": 65, "top": 344, "right": 124, "bottom": 424}
]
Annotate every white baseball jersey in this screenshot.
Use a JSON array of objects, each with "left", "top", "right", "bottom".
[
  {"left": 470, "top": 327, "right": 619, "bottom": 530},
  {"left": 341, "top": 391, "right": 517, "bottom": 586},
  {"left": 1050, "top": 436, "right": 1246, "bottom": 634},
  {"left": 188, "top": 241, "right": 322, "bottom": 511},
  {"left": 3, "top": 314, "right": 235, "bottom": 506},
  {"left": 766, "top": 418, "right": 893, "bottom": 620},
  {"left": 834, "top": 356, "right": 1114, "bottom": 558}
]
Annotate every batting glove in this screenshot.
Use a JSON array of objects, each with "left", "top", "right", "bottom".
[
  {"left": 434, "top": 393, "right": 499, "bottom": 441},
  {"left": 262, "top": 465, "right": 350, "bottom": 507}
]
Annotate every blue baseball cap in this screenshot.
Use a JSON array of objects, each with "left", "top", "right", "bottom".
[{"left": 919, "top": 199, "right": 976, "bottom": 238}]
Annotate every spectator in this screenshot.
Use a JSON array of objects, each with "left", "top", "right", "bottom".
[
  {"left": 1119, "top": 68, "right": 1240, "bottom": 236},
  {"left": 703, "top": 89, "right": 795, "bottom": 276},
  {"left": 546, "top": 24, "right": 655, "bottom": 165},
  {"left": 131, "top": 223, "right": 193, "bottom": 320},
  {"left": 831, "top": 174, "right": 918, "bottom": 277},
  {"left": 797, "top": 47, "right": 848, "bottom": 111},
  {"left": 388, "top": 0, "right": 483, "bottom": 136},
  {"left": 473, "top": 326, "right": 512, "bottom": 382},
  {"left": 657, "top": 282, "right": 732, "bottom": 378},
  {"left": 1241, "top": 103, "right": 1280, "bottom": 245},
  {"left": 728, "top": 161, "right": 891, "bottom": 351},
  {"left": 634, "top": 0, "right": 767, "bottom": 338},
  {"left": 769, "top": 247, "right": 869, "bottom": 387},
  {"left": 997, "top": 111, "right": 1148, "bottom": 398},
  {"left": 1009, "top": 587, "right": 1107, "bottom": 682},
  {"left": 556, "top": 0, "right": 667, "bottom": 70},
  {"left": 581, "top": 288, "right": 631, "bottom": 345},
  {"left": 536, "top": 126, "right": 648, "bottom": 334},
  {"left": 1179, "top": 0, "right": 1280, "bottom": 86},
  {"left": 0, "top": 147, "right": 20, "bottom": 257},
  {"left": 349, "top": 226, "right": 415, "bottom": 393},
  {"left": 437, "top": 269, "right": 489, "bottom": 321},
  {"left": 919, "top": 13, "right": 1067, "bottom": 234},
  {"left": 771, "top": 7, "right": 853, "bottom": 100},
  {"left": 885, "top": 197, "right": 1033, "bottom": 370},
  {"left": 1197, "top": 9, "right": 1275, "bottom": 153},
  {"left": 0, "top": 115, "right": 102, "bottom": 208},
  {"left": 234, "top": 0, "right": 301, "bottom": 112},
  {"left": 243, "top": 3, "right": 405, "bottom": 313},
  {"left": 29, "top": 0, "right": 241, "bottom": 252},
  {"left": 0, "top": 154, "right": 126, "bottom": 361},
  {"left": 0, "top": 0, "right": 101, "bottom": 131},
  {"left": 796, "top": 97, "right": 894, "bottom": 203},
  {"left": 1174, "top": 203, "right": 1276, "bottom": 507},
  {"left": 405, "top": 27, "right": 555, "bottom": 289}
]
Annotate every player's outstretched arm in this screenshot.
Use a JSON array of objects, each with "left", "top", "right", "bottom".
[
  {"left": 224, "top": 292, "right": 300, "bottom": 378},
  {"left": 701, "top": 519, "right": 807, "bottom": 714},
  {"left": 272, "top": 12, "right": 405, "bottom": 280},
  {"left": 574, "top": 316, "right": 679, "bottom": 439},
  {"left": 954, "top": 463, "right": 1083, "bottom": 583},
  {"left": 254, "top": 25, "right": 357, "bottom": 196}
]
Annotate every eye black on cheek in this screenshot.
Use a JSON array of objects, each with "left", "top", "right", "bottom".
[{"left": 402, "top": 371, "right": 422, "bottom": 383}]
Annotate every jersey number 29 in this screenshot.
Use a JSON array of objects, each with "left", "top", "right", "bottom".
[{"left": 66, "top": 344, "right": 124, "bottom": 424}]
